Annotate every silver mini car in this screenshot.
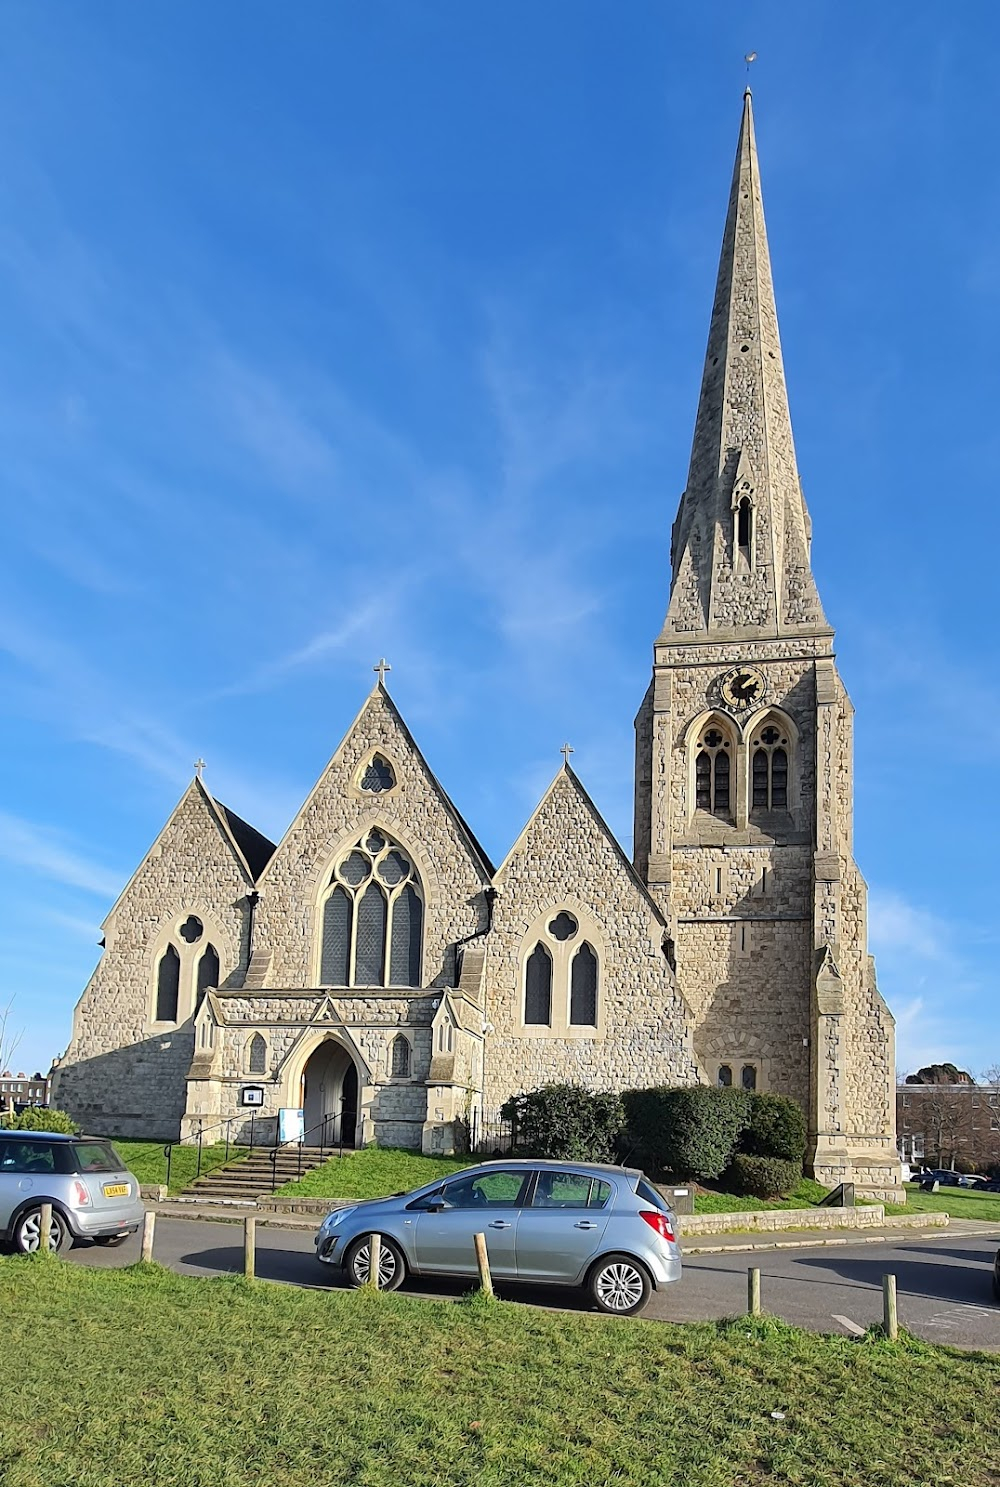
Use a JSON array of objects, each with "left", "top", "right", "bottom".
[
  {"left": 315, "top": 1159, "right": 681, "bottom": 1314},
  {"left": 0, "top": 1129, "right": 145, "bottom": 1252}
]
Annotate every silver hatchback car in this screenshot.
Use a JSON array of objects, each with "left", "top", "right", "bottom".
[
  {"left": 0, "top": 1130, "right": 145, "bottom": 1252},
  {"left": 315, "top": 1160, "right": 681, "bottom": 1314}
]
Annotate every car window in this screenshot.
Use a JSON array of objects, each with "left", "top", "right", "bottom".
[
  {"left": 440, "top": 1170, "right": 530, "bottom": 1209},
  {"left": 532, "top": 1172, "right": 593, "bottom": 1208},
  {"left": 67, "top": 1142, "right": 122, "bottom": 1174},
  {"left": 589, "top": 1179, "right": 613, "bottom": 1210},
  {"left": 636, "top": 1178, "right": 672, "bottom": 1213},
  {"left": 0, "top": 1140, "right": 55, "bottom": 1174}
]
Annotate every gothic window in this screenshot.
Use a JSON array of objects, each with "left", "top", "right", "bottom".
[
  {"left": 524, "top": 944, "right": 552, "bottom": 1026},
  {"left": 695, "top": 723, "right": 733, "bottom": 819},
  {"left": 390, "top": 1034, "right": 411, "bottom": 1079},
  {"left": 156, "top": 945, "right": 180, "bottom": 1022},
  {"left": 359, "top": 753, "right": 396, "bottom": 793},
  {"left": 717, "top": 1064, "right": 733, "bottom": 1088},
  {"left": 248, "top": 1033, "right": 267, "bottom": 1075},
  {"left": 750, "top": 719, "right": 791, "bottom": 812},
  {"left": 569, "top": 943, "right": 598, "bottom": 1026},
  {"left": 195, "top": 944, "right": 220, "bottom": 1007},
  {"left": 318, "top": 830, "right": 423, "bottom": 987},
  {"left": 736, "top": 494, "right": 753, "bottom": 566}
]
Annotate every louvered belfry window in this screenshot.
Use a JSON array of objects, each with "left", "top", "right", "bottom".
[
  {"left": 696, "top": 724, "right": 733, "bottom": 818},
  {"left": 750, "top": 721, "right": 790, "bottom": 812},
  {"left": 318, "top": 830, "right": 423, "bottom": 987}
]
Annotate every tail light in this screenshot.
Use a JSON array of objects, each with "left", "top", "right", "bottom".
[
  {"left": 639, "top": 1210, "right": 675, "bottom": 1243},
  {"left": 70, "top": 1181, "right": 91, "bottom": 1207}
]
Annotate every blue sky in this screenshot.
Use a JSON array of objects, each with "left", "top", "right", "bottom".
[{"left": 1, "top": 3, "right": 997, "bottom": 1081}]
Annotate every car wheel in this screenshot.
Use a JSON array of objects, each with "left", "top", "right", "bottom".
[
  {"left": 588, "top": 1253, "right": 652, "bottom": 1316},
  {"left": 13, "top": 1206, "right": 70, "bottom": 1255},
  {"left": 93, "top": 1234, "right": 129, "bottom": 1247},
  {"left": 344, "top": 1234, "right": 406, "bottom": 1292}
]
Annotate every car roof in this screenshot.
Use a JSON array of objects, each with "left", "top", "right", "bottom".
[
  {"left": 0, "top": 1129, "right": 81, "bottom": 1142},
  {"left": 474, "top": 1159, "right": 641, "bottom": 1178}
]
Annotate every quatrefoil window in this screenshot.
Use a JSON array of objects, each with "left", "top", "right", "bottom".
[
  {"left": 703, "top": 729, "right": 726, "bottom": 749},
  {"left": 179, "top": 916, "right": 204, "bottom": 944},
  {"left": 548, "top": 912, "right": 578, "bottom": 942}
]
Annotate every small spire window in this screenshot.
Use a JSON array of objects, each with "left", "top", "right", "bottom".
[{"left": 734, "top": 487, "right": 754, "bottom": 570}]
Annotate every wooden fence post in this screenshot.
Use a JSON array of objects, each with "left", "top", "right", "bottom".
[
  {"left": 244, "top": 1215, "right": 256, "bottom": 1280},
  {"left": 367, "top": 1233, "right": 382, "bottom": 1290},
  {"left": 473, "top": 1232, "right": 494, "bottom": 1298},
  {"left": 882, "top": 1273, "right": 898, "bottom": 1340},
  {"left": 140, "top": 1210, "right": 156, "bottom": 1262},
  {"left": 38, "top": 1202, "right": 53, "bottom": 1253},
  {"left": 747, "top": 1266, "right": 761, "bottom": 1317}
]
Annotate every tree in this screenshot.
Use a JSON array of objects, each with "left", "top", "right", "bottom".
[{"left": 0, "top": 997, "right": 24, "bottom": 1114}]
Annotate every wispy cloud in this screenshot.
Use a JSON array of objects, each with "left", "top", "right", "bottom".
[{"left": 0, "top": 813, "right": 121, "bottom": 898}]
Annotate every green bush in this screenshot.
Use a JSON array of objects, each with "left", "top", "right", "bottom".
[
  {"left": 2, "top": 1107, "right": 79, "bottom": 1134},
  {"left": 740, "top": 1093, "right": 806, "bottom": 1162},
  {"left": 500, "top": 1084, "right": 625, "bottom": 1163},
  {"left": 728, "top": 1153, "right": 801, "bottom": 1199},
  {"left": 623, "top": 1086, "right": 752, "bottom": 1180}
]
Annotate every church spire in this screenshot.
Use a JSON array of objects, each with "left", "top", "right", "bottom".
[{"left": 662, "top": 90, "right": 828, "bottom": 640}]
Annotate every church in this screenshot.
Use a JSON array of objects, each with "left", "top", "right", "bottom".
[{"left": 53, "top": 93, "right": 903, "bottom": 1201}]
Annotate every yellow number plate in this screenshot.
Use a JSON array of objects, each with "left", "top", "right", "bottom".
[{"left": 102, "top": 1183, "right": 129, "bottom": 1198}]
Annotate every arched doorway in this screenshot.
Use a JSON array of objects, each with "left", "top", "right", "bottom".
[{"left": 301, "top": 1040, "right": 359, "bottom": 1148}]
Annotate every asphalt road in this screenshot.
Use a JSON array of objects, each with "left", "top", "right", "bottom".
[{"left": 66, "top": 1216, "right": 1000, "bottom": 1351}]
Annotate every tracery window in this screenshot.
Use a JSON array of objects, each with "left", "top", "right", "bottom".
[
  {"left": 695, "top": 723, "right": 733, "bottom": 818},
  {"left": 521, "top": 911, "right": 601, "bottom": 1033},
  {"left": 359, "top": 753, "right": 396, "bottom": 793},
  {"left": 750, "top": 720, "right": 789, "bottom": 812},
  {"left": 196, "top": 944, "right": 220, "bottom": 1006},
  {"left": 319, "top": 830, "right": 423, "bottom": 987},
  {"left": 390, "top": 1033, "right": 411, "bottom": 1079},
  {"left": 248, "top": 1033, "right": 267, "bottom": 1075},
  {"left": 156, "top": 945, "right": 180, "bottom": 1022},
  {"left": 569, "top": 943, "right": 598, "bottom": 1026}
]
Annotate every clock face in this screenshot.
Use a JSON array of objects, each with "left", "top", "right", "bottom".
[{"left": 720, "top": 666, "right": 766, "bottom": 712}]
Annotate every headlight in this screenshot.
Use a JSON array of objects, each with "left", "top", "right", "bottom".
[{"left": 320, "top": 1207, "right": 356, "bottom": 1233}]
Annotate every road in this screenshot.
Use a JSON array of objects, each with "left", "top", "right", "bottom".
[{"left": 66, "top": 1215, "right": 1000, "bottom": 1351}]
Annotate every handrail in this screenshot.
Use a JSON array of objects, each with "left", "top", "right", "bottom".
[{"left": 268, "top": 1107, "right": 352, "bottom": 1191}]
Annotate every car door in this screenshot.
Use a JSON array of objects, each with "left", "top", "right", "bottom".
[
  {"left": 515, "top": 1171, "right": 615, "bottom": 1282},
  {"left": 413, "top": 1168, "right": 529, "bottom": 1278}
]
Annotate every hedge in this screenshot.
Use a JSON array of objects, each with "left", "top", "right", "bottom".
[
  {"left": 622, "top": 1086, "right": 752, "bottom": 1180},
  {"left": 728, "top": 1153, "right": 802, "bottom": 1199},
  {"left": 1, "top": 1107, "right": 79, "bottom": 1134},
  {"left": 738, "top": 1093, "right": 806, "bottom": 1163},
  {"left": 500, "top": 1084, "right": 625, "bottom": 1163}
]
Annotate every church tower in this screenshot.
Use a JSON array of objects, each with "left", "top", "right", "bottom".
[{"left": 634, "top": 91, "right": 901, "bottom": 1196}]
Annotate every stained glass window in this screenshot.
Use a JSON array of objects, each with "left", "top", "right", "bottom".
[
  {"left": 389, "top": 883, "right": 422, "bottom": 986},
  {"left": 339, "top": 851, "right": 370, "bottom": 886},
  {"left": 248, "top": 1033, "right": 267, "bottom": 1075},
  {"left": 360, "top": 754, "right": 396, "bottom": 793},
  {"left": 524, "top": 943, "right": 552, "bottom": 1025},
  {"left": 156, "top": 945, "right": 180, "bottom": 1022},
  {"left": 569, "top": 943, "right": 598, "bottom": 1025},
  {"left": 320, "top": 886, "right": 351, "bottom": 985},
  {"left": 355, "top": 882, "right": 387, "bottom": 985},
  {"left": 379, "top": 851, "right": 410, "bottom": 886},
  {"left": 196, "top": 944, "right": 219, "bottom": 1005}
]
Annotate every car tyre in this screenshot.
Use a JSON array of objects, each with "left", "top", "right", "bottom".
[
  {"left": 587, "top": 1252, "right": 653, "bottom": 1316},
  {"left": 13, "top": 1206, "right": 70, "bottom": 1255},
  {"left": 93, "top": 1234, "right": 130, "bottom": 1247},
  {"left": 344, "top": 1234, "right": 406, "bottom": 1292}
]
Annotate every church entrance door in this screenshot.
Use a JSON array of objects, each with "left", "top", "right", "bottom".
[{"left": 302, "top": 1041, "right": 358, "bottom": 1148}]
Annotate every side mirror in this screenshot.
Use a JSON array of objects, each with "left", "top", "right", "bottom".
[{"left": 427, "top": 1201, "right": 446, "bottom": 1214}]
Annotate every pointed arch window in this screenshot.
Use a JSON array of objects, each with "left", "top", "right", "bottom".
[
  {"left": 248, "top": 1033, "right": 267, "bottom": 1075},
  {"left": 318, "top": 830, "right": 423, "bottom": 988},
  {"left": 156, "top": 945, "right": 180, "bottom": 1022},
  {"left": 750, "top": 720, "right": 790, "bottom": 812},
  {"left": 391, "top": 1034, "right": 412, "bottom": 1079},
  {"left": 735, "top": 494, "right": 754, "bottom": 567},
  {"left": 196, "top": 944, "right": 220, "bottom": 1007},
  {"left": 524, "top": 944, "right": 552, "bottom": 1026},
  {"left": 695, "top": 723, "right": 733, "bottom": 819},
  {"left": 569, "top": 943, "right": 598, "bottom": 1026}
]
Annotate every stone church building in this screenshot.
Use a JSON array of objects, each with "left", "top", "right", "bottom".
[{"left": 53, "top": 94, "right": 902, "bottom": 1199}]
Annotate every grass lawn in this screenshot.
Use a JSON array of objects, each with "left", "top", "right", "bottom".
[
  {"left": 692, "top": 1178, "right": 832, "bottom": 1213},
  {"left": 110, "top": 1139, "right": 248, "bottom": 1194},
  {"left": 884, "top": 1184, "right": 1000, "bottom": 1223},
  {"left": 2, "top": 1258, "right": 997, "bottom": 1487},
  {"left": 276, "top": 1145, "right": 471, "bottom": 1198}
]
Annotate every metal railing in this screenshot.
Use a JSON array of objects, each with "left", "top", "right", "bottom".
[
  {"left": 268, "top": 1107, "right": 355, "bottom": 1191},
  {"left": 467, "top": 1108, "right": 515, "bottom": 1157},
  {"left": 162, "top": 1110, "right": 270, "bottom": 1190}
]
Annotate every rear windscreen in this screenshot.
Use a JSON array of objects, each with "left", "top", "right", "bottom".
[
  {"left": 66, "top": 1142, "right": 124, "bottom": 1175},
  {"left": 636, "top": 1178, "right": 673, "bottom": 1213}
]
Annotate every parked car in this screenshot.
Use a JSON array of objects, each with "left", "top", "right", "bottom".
[
  {"left": 982, "top": 1180, "right": 1000, "bottom": 1194},
  {"left": 314, "top": 1160, "right": 682, "bottom": 1315},
  {"left": 917, "top": 1169, "right": 965, "bottom": 1188},
  {"left": 994, "top": 1248, "right": 1000, "bottom": 1303},
  {"left": 0, "top": 1130, "right": 144, "bottom": 1253}
]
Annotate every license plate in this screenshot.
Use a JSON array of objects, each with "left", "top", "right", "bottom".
[{"left": 102, "top": 1183, "right": 129, "bottom": 1198}]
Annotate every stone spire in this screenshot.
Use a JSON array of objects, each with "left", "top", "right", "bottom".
[{"left": 662, "top": 90, "right": 829, "bottom": 640}]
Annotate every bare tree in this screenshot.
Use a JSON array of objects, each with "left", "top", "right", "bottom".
[
  {"left": 0, "top": 998, "right": 24, "bottom": 1115},
  {"left": 981, "top": 1063, "right": 1000, "bottom": 1086}
]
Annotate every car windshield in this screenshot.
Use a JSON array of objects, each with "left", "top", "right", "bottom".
[{"left": 67, "top": 1141, "right": 124, "bottom": 1174}]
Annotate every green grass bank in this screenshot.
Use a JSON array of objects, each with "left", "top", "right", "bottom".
[{"left": 2, "top": 1258, "right": 997, "bottom": 1487}]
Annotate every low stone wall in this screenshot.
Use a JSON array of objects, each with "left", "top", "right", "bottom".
[{"left": 677, "top": 1205, "right": 947, "bottom": 1236}]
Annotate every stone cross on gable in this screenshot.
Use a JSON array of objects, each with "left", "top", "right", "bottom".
[
  {"left": 373, "top": 658, "right": 391, "bottom": 686},
  {"left": 560, "top": 743, "right": 574, "bottom": 766},
  {"left": 194, "top": 758, "right": 206, "bottom": 780}
]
